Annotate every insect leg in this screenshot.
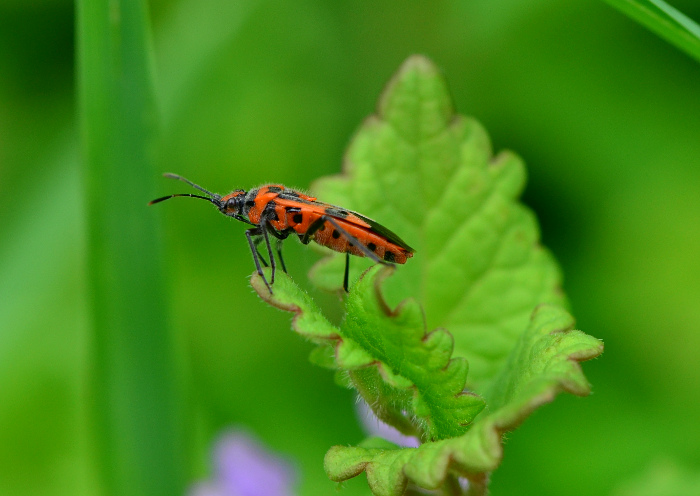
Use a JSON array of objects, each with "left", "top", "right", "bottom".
[
  {"left": 253, "top": 236, "right": 269, "bottom": 267},
  {"left": 299, "top": 217, "right": 327, "bottom": 245},
  {"left": 245, "top": 228, "right": 272, "bottom": 293},
  {"left": 259, "top": 217, "right": 277, "bottom": 285},
  {"left": 263, "top": 223, "right": 291, "bottom": 274},
  {"left": 344, "top": 251, "right": 350, "bottom": 292},
  {"left": 276, "top": 239, "right": 287, "bottom": 274}
]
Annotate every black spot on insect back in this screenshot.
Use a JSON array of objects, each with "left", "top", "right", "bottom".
[
  {"left": 332, "top": 229, "right": 341, "bottom": 239},
  {"left": 383, "top": 251, "right": 395, "bottom": 263},
  {"left": 367, "top": 242, "right": 377, "bottom": 252},
  {"left": 284, "top": 206, "right": 302, "bottom": 224}
]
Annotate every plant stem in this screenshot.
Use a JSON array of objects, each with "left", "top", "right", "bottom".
[
  {"left": 602, "top": 0, "right": 700, "bottom": 63},
  {"left": 77, "top": 0, "right": 188, "bottom": 494}
]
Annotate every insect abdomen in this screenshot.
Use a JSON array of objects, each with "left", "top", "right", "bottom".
[{"left": 310, "top": 217, "right": 412, "bottom": 264}]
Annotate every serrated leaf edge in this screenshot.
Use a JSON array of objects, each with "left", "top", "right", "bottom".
[
  {"left": 252, "top": 266, "right": 485, "bottom": 442},
  {"left": 347, "top": 265, "right": 486, "bottom": 440},
  {"left": 324, "top": 305, "right": 604, "bottom": 495}
]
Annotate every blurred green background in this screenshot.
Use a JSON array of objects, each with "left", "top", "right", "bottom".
[{"left": 2, "top": 0, "right": 700, "bottom": 495}]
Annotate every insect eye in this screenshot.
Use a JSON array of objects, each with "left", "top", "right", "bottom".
[{"left": 226, "top": 199, "right": 238, "bottom": 210}]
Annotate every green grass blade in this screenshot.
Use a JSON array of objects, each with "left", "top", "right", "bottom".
[
  {"left": 77, "top": 1, "right": 187, "bottom": 495},
  {"left": 602, "top": 0, "right": 700, "bottom": 63}
]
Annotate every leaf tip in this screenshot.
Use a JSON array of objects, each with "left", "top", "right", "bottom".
[
  {"left": 324, "top": 446, "right": 370, "bottom": 482},
  {"left": 377, "top": 55, "right": 453, "bottom": 137},
  {"left": 396, "top": 54, "right": 442, "bottom": 77},
  {"left": 250, "top": 271, "right": 277, "bottom": 301}
]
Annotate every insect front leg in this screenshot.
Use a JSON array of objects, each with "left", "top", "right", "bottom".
[
  {"left": 259, "top": 220, "right": 277, "bottom": 285},
  {"left": 258, "top": 203, "right": 295, "bottom": 285},
  {"left": 245, "top": 227, "right": 272, "bottom": 293}
]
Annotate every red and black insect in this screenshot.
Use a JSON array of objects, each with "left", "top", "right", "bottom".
[{"left": 149, "top": 173, "right": 415, "bottom": 292}]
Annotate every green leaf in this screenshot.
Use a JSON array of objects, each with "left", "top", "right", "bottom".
[
  {"left": 324, "top": 305, "right": 603, "bottom": 496},
  {"left": 601, "top": 0, "right": 700, "bottom": 64},
  {"left": 252, "top": 265, "right": 485, "bottom": 442},
  {"left": 310, "top": 55, "right": 567, "bottom": 392},
  {"left": 253, "top": 56, "right": 602, "bottom": 495}
]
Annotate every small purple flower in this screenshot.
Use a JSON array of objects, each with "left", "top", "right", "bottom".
[
  {"left": 356, "top": 399, "right": 470, "bottom": 493},
  {"left": 189, "top": 430, "right": 297, "bottom": 496},
  {"left": 355, "top": 399, "right": 420, "bottom": 448}
]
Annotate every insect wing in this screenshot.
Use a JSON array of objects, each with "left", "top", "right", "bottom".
[
  {"left": 274, "top": 193, "right": 414, "bottom": 252},
  {"left": 345, "top": 210, "right": 414, "bottom": 252}
]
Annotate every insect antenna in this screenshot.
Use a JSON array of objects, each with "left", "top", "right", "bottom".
[
  {"left": 148, "top": 193, "right": 222, "bottom": 207},
  {"left": 162, "top": 173, "right": 222, "bottom": 201}
]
